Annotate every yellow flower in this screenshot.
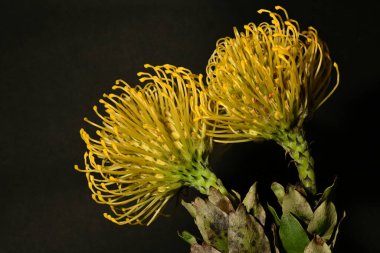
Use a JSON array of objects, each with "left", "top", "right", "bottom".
[
  {"left": 202, "top": 6, "right": 339, "bottom": 143},
  {"left": 200, "top": 6, "right": 340, "bottom": 194},
  {"left": 75, "top": 64, "right": 227, "bottom": 225}
]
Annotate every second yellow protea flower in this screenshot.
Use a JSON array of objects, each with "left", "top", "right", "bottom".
[
  {"left": 75, "top": 64, "right": 227, "bottom": 225},
  {"left": 201, "top": 6, "right": 340, "bottom": 193}
]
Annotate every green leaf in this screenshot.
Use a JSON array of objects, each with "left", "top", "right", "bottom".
[
  {"left": 242, "top": 182, "right": 257, "bottom": 212},
  {"left": 267, "top": 203, "right": 281, "bottom": 226},
  {"left": 179, "top": 230, "right": 197, "bottom": 245},
  {"left": 282, "top": 185, "right": 313, "bottom": 223},
  {"left": 279, "top": 213, "right": 310, "bottom": 253},
  {"left": 242, "top": 182, "right": 266, "bottom": 225},
  {"left": 304, "top": 236, "right": 331, "bottom": 253},
  {"left": 317, "top": 178, "right": 337, "bottom": 206},
  {"left": 192, "top": 198, "right": 229, "bottom": 252},
  {"left": 330, "top": 211, "right": 346, "bottom": 248},
  {"left": 231, "top": 189, "right": 241, "bottom": 201},
  {"left": 307, "top": 201, "right": 337, "bottom": 241},
  {"left": 228, "top": 205, "right": 271, "bottom": 253},
  {"left": 182, "top": 199, "right": 197, "bottom": 218},
  {"left": 271, "top": 182, "right": 285, "bottom": 204}
]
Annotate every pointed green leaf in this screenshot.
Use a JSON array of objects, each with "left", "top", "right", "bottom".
[
  {"left": 179, "top": 230, "right": 198, "bottom": 245},
  {"left": 228, "top": 205, "right": 271, "bottom": 253},
  {"left": 282, "top": 185, "right": 313, "bottom": 223},
  {"left": 242, "top": 182, "right": 266, "bottom": 225},
  {"left": 307, "top": 201, "right": 337, "bottom": 241},
  {"left": 279, "top": 213, "right": 310, "bottom": 253},
  {"left": 304, "top": 236, "right": 331, "bottom": 253},
  {"left": 182, "top": 200, "right": 197, "bottom": 218},
  {"left": 267, "top": 203, "right": 281, "bottom": 226},
  {"left": 317, "top": 178, "right": 337, "bottom": 206},
  {"left": 231, "top": 189, "right": 241, "bottom": 201},
  {"left": 242, "top": 182, "right": 257, "bottom": 212},
  {"left": 331, "top": 211, "right": 346, "bottom": 248},
  {"left": 271, "top": 182, "right": 285, "bottom": 204}
]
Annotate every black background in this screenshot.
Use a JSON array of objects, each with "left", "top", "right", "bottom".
[{"left": 1, "top": 0, "right": 380, "bottom": 252}]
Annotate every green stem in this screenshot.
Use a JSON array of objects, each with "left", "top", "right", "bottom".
[
  {"left": 275, "top": 128, "right": 317, "bottom": 195},
  {"left": 182, "top": 159, "right": 230, "bottom": 198}
]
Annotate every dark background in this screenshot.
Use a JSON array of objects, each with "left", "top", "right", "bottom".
[{"left": 1, "top": 0, "right": 379, "bottom": 252}]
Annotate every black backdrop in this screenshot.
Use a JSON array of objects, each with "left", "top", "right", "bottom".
[{"left": 1, "top": 0, "right": 380, "bottom": 252}]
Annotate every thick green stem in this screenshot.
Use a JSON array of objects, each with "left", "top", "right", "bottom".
[{"left": 275, "top": 128, "right": 317, "bottom": 195}]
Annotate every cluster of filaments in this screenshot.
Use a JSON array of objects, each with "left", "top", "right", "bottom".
[
  {"left": 76, "top": 64, "right": 210, "bottom": 225},
  {"left": 203, "top": 6, "right": 339, "bottom": 143}
]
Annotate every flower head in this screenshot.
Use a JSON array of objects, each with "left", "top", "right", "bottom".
[
  {"left": 202, "top": 6, "right": 339, "bottom": 143},
  {"left": 75, "top": 64, "right": 226, "bottom": 225}
]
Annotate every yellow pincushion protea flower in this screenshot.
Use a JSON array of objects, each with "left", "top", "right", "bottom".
[
  {"left": 201, "top": 6, "right": 340, "bottom": 194},
  {"left": 75, "top": 64, "right": 227, "bottom": 225}
]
